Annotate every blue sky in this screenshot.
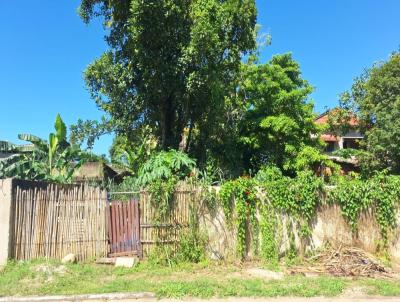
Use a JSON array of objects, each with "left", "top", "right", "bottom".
[{"left": 0, "top": 1, "right": 399, "bottom": 156}]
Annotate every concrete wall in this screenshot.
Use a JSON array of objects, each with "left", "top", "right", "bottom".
[
  {"left": 0, "top": 179, "right": 13, "bottom": 266},
  {"left": 200, "top": 202, "right": 400, "bottom": 262},
  {"left": 312, "top": 204, "right": 400, "bottom": 261},
  {"left": 199, "top": 204, "right": 236, "bottom": 260}
]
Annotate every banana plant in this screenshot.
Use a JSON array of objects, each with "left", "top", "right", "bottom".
[{"left": 0, "top": 114, "right": 83, "bottom": 182}]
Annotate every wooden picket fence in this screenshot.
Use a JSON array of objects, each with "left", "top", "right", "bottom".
[{"left": 9, "top": 179, "right": 108, "bottom": 261}]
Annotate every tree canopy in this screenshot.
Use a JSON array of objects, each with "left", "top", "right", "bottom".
[
  {"left": 79, "top": 0, "right": 257, "bottom": 153},
  {"left": 76, "top": 1, "right": 326, "bottom": 178},
  {"left": 339, "top": 52, "right": 400, "bottom": 173},
  {"left": 233, "top": 53, "right": 322, "bottom": 173}
]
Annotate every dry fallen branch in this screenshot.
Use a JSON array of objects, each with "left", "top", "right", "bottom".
[{"left": 289, "top": 245, "right": 392, "bottom": 278}]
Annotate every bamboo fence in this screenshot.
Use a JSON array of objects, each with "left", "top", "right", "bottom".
[
  {"left": 139, "top": 183, "right": 196, "bottom": 256},
  {"left": 9, "top": 179, "right": 108, "bottom": 261},
  {"left": 7, "top": 179, "right": 198, "bottom": 261}
]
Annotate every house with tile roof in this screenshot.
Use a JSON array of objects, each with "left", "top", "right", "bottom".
[{"left": 315, "top": 110, "right": 363, "bottom": 153}]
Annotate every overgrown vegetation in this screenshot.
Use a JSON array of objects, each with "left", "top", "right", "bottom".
[
  {"left": 334, "top": 51, "right": 400, "bottom": 174},
  {"left": 121, "top": 149, "right": 208, "bottom": 265},
  {"left": 219, "top": 167, "right": 323, "bottom": 262},
  {"left": 219, "top": 167, "right": 400, "bottom": 264},
  {"left": 219, "top": 177, "right": 259, "bottom": 258},
  {"left": 328, "top": 172, "right": 400, "bottom": 247}
]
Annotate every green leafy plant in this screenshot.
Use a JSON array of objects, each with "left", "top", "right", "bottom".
[
  {"left": 0, "top": 114, "right": 83, "bottom": 182},
  {"left": 328, "top": 172, "right": 400, "bottom": 246},
  {"left": 220, "top": 167, "right": 324, "bottom": 262},
  {"left": 292, "top": 146, "right": 339, "bottom": 176},
  {"left": 331, "top": 148, "right": 364, "bottom": 159},
  {"left": 135, "top": 150, "right": 196, "bottom": 220},
  {"left": 136, "top": 150, "right": 196, "bottom": 188},
  {"left": 337, "top": 51, "right": 400, "bottom": 174},
  {"left": 259, "top": 203, "right": 279, "bottom": 265},
  {"left": 176, "top": 206, "right": 208, "bottom": 263},
  {"left": 219, "top": 177, "right": 259, "bottom": 259},
  {"left": 109, "top": 126, "right": 158, "bottom": 175}
]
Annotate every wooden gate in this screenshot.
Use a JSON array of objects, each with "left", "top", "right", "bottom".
[{"left": 106, "top": 200, "right": 142, "bottom": 258}]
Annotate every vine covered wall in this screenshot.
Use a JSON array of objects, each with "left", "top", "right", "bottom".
[{"left": 206, "top": 171, "right": 400, "bottom": 263}]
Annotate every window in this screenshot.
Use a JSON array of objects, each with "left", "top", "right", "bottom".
[{"left": 326, "top": 142, "right": 335, "bottom": 152}]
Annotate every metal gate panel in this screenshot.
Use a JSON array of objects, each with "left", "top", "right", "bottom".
[{"left": 107, "top": 199, "right": 142, "bottom": 258}]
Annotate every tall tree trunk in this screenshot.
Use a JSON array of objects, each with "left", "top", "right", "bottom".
[
  {"left": 161, "top": 94, "right": 177, "bottom": 150},
  {"left": 185, "top": 120, "right": 194, "bottom": 152}
]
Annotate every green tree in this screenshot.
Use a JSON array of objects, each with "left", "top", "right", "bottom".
[
  {"left": 78, "top": 0, "right": 257, "bottom": 154},
  {"left": 109, "top": 126, "right": 157, "bottom": 175},
  {"left": 233, "top": 53, "right": 322, "bottom": 173},
  {"left": 339, "top": 52, "right": 400, "bottom": 173}
]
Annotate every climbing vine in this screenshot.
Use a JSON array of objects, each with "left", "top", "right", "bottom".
[
  {"left": 220, "top": 171, "right": 324, "bottom": 261},
  {"left": 219, "top": 177, "right": 259, "bottom": 259},
  {"left": 328, "top": 172, "right": 400, "bottom": 246},
  {"left": 147, "top": 176, "right": 177, "bottom": 221},
  {"left": 259, "top": 203, "right": 279, "bottom": 264},
  {"left": 218, "top": 168, "right": 400, "bottom": 262},
  {"left": 262, "top": 171, "right": 323, "bottom": 224}
]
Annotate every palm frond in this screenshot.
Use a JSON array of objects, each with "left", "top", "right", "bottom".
[
  {"left": 0, "top": 141, "right": 17, "bottom": 152},
  {"left": 18, "top": 134, "right": 47, "bottom": 150}
]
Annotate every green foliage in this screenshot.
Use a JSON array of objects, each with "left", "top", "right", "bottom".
[
  {"left": 0, "top": 114, "right": 83, "bottom": 183},
  {"left": 109, "top": 176, "right": 139, "bottom": 195},
  {"left": 338, "top": 51, "right": 400, "bottom": 174},
  {"left": 70, "top": 116, "right": 114, "bottom": 150},
  {"left": 260, "top": 170, "right": 323, "bottom": 224},
  {"left": 232, "top": 53, "right": 322, "bottom": 173},
  {"left": 147, "top": 244, "right": 179, "bottom": 267},
  {"left": 110, "top": 127, "right": 157, "bottom": 176},
  {"left": 218, "top": 168, "right": 400, "bottom": 261},
  {"left": 259, "top": 204, "right": 279, "bottom": 265},
  {"left": 262, "top": 171, "right": 323, "bottom": 249},
  {"left": 331, "top": 148, "right": 364, "bottom": 159},
  {"left": 75, "top": 0, "right": 325, "bottom": 178},
  {"left": 219, "top": 177, "right": 259, "bottom": 258},
  {"left": 221, "top": 167, "right": 324, "bottom": 262},
  {"left": 79, "top": 0, "right": 257, "bottom": 154},
  {"left": 326, "top": 105, "right": 358, "bottom": 137},
  {"left": 130, "top": 150, "right": 203, "bottom": 264},
  {"left": 146, "top": 187, "right": 208, "bottom": 266},
  {"left": 136, "top": 150, "right": 196, "bottom": 188},
  {"left": 255, "top": 165, "right": 283, "bottom": 182},
  {"left": 293, "top": 146, "right": 339, "bottom": 175},
  {"left": 148, "top": 177, "right": 178, "bottom": 221},
  {"left": 328, "top": 172, "right": 400, "bottom": 245},
  {"left": 176, "top": 208, "right": 208, "bottom": 263},
  {"left": 77, "top": 1, "right": 322, "bottom": 177}
]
